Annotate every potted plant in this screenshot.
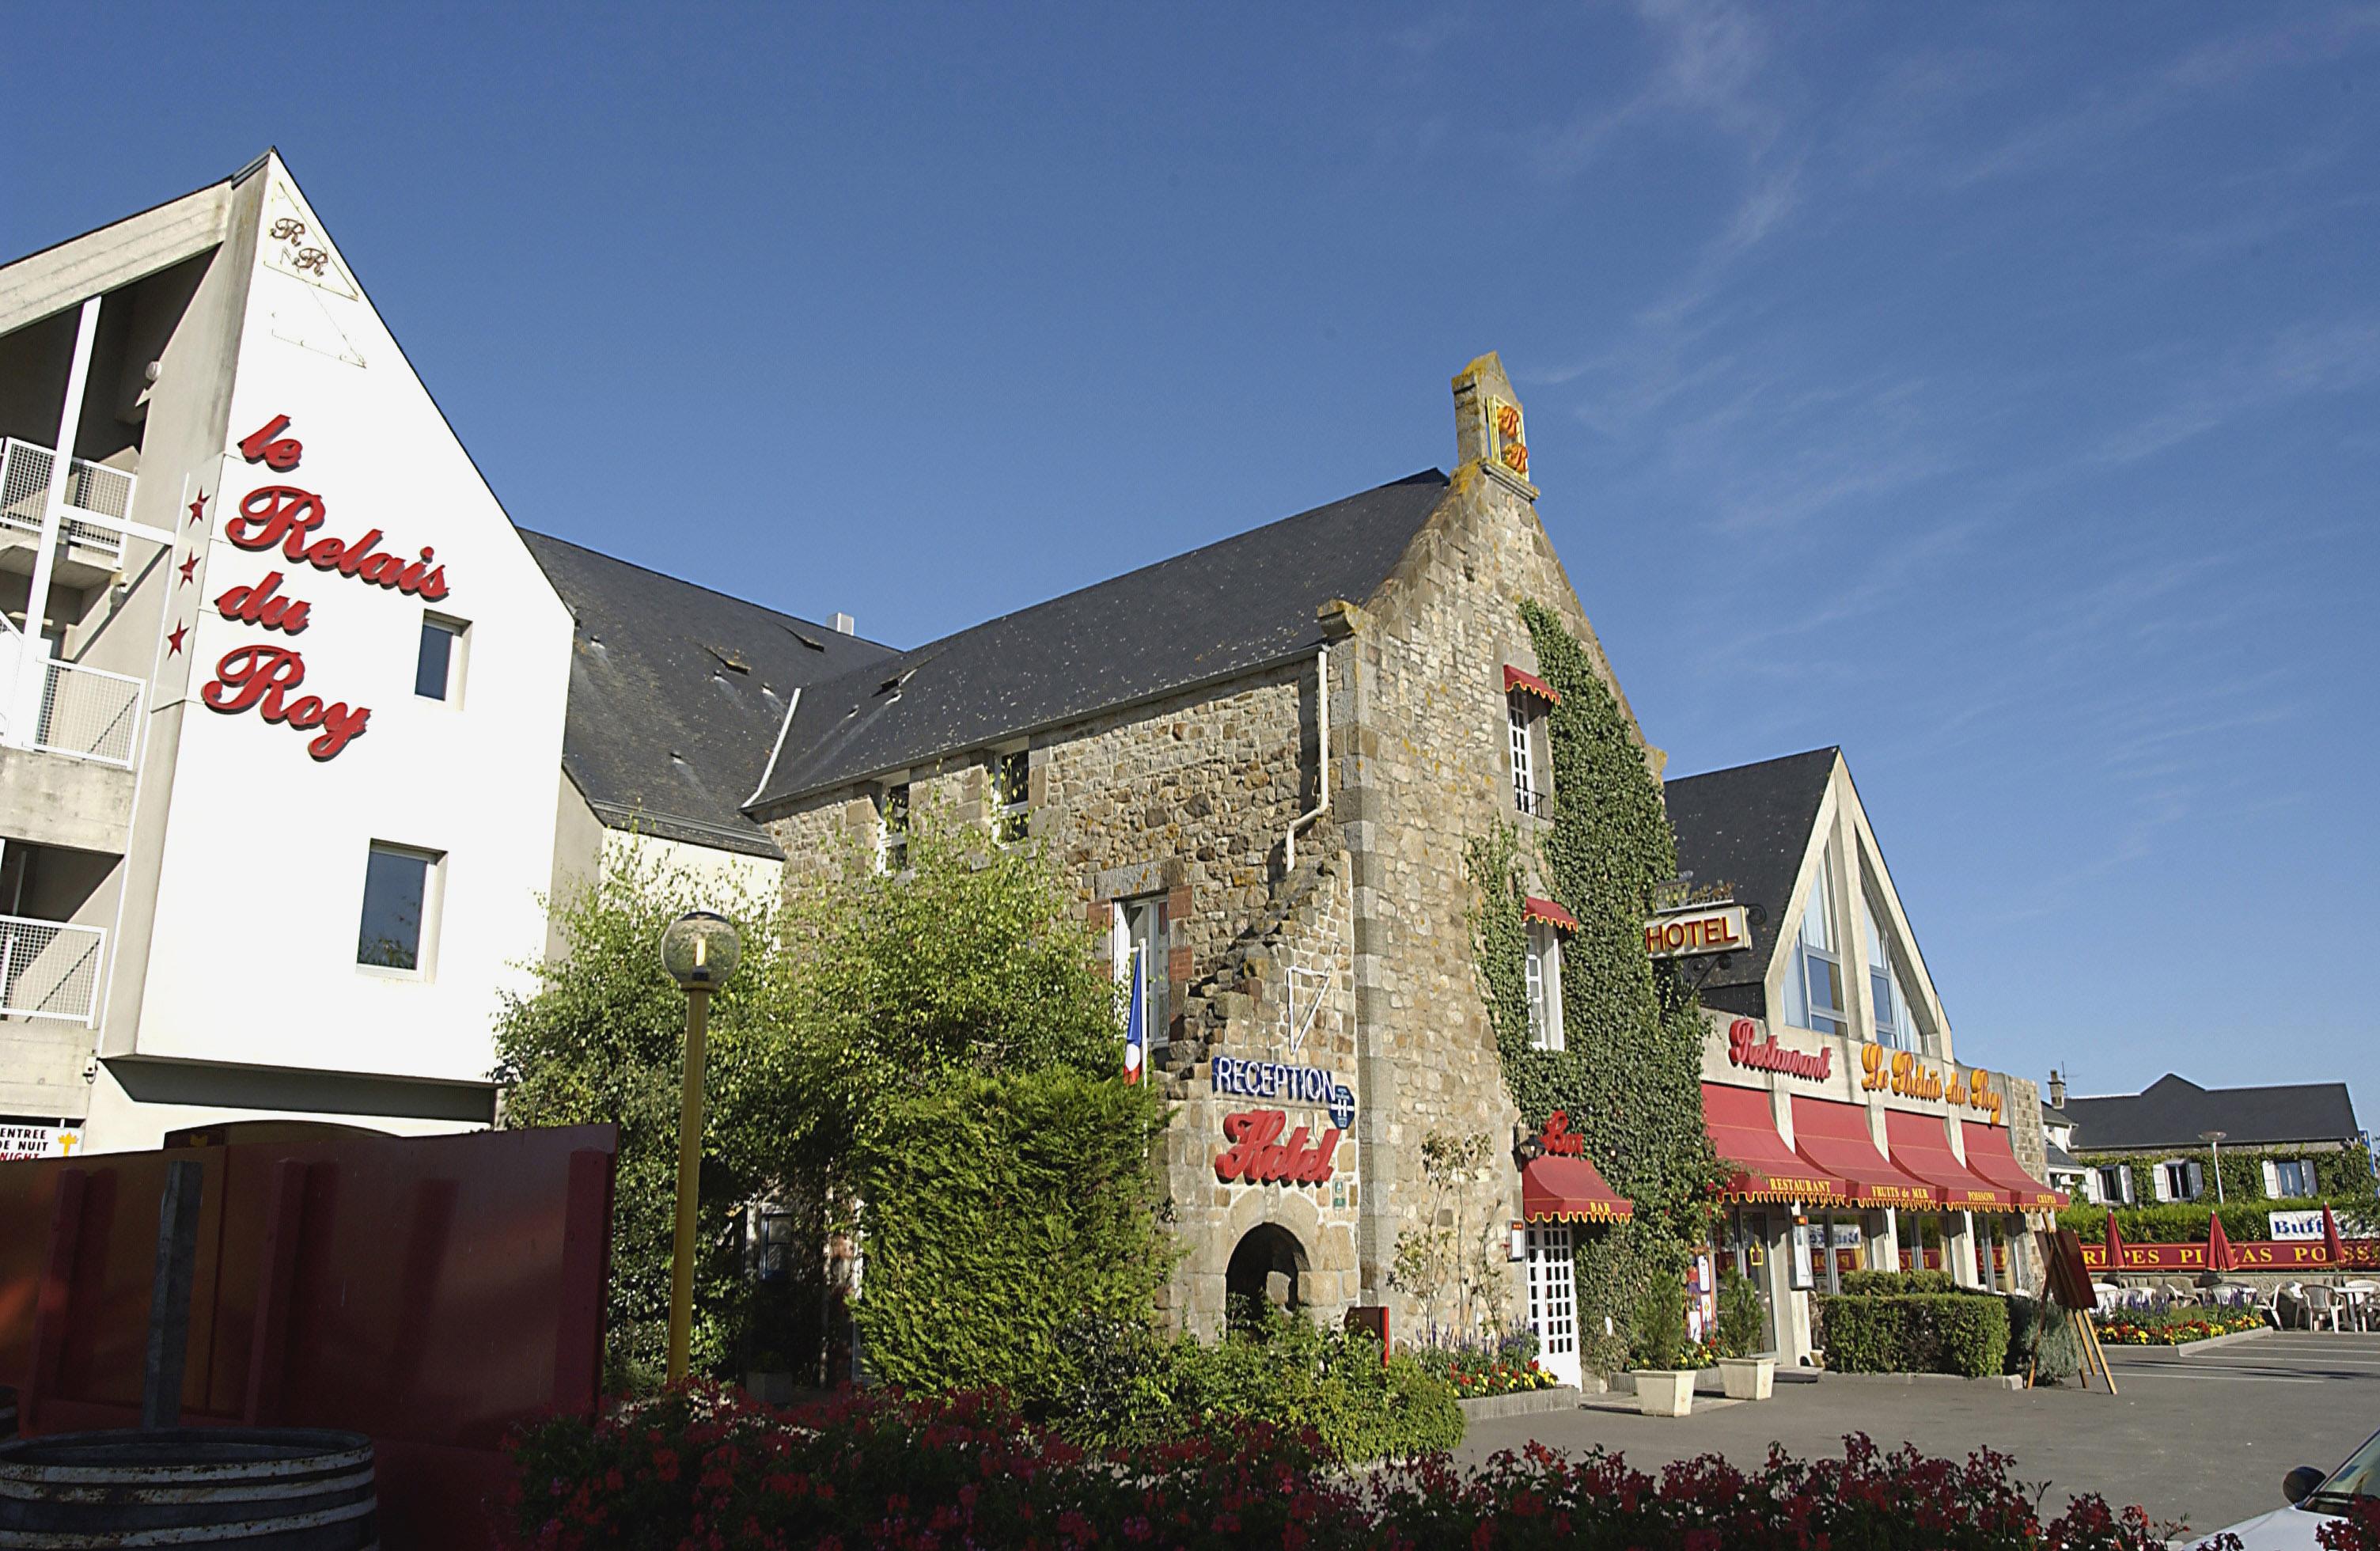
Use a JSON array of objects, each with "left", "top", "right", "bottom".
[
  {"left": 1631, "top": 1276, "right": 1696, "bottom": 1416},
  {"left": 1713, "top": 1266, "right": 1775, "bottom": 1401}
]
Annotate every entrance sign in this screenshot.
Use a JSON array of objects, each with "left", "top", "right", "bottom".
[{"left": 1211, "top": 1055, "right": 1355, "bottom": 1130}]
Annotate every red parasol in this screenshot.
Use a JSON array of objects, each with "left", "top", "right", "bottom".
[
  {"left": 2323, "top": 1204, "right": 2345, "bottom": 1265},
  {"left": 2206, "top": 1208, "right": 2237, "bottom": 1275},
  {"left": 2102, "top": 1210, "right": 2124, "bottom": 1270}
]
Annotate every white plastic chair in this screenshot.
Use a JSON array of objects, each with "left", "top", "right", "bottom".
[{"left": 2305, "top": 1284, "right": 2342, "bottom": 1332}]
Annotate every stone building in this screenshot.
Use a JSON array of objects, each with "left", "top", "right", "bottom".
[{"left": 748, "top": 355, "right": 1643, "bottom": 1364}]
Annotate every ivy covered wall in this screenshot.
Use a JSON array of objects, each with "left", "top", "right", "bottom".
[
  {"left": 2064, "top": 1141, "right": 2378, "bottom": 1211},
  {"left": 1466, "top": 599, "right": 1724, "bottom": 1373}
]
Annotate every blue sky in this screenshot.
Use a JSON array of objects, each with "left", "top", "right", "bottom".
[{"left": 10, "top": 4, "right": 2377, "bottom": 1110}]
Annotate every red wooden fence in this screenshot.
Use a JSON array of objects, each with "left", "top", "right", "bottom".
[{"left": 0, "top": 1124, "right": 616, "bottom": 1549}]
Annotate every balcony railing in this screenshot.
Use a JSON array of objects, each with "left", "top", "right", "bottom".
[
  {"left": 1514, "top": 784, "right": 1556, "bottom": 820},
  {"left": 0, "top": 438, "right": 135, "bottom": 567},
  {"left": 0, "top": 620, "right": 145, "bottom": 769},
  {"left": 0, "top": 914, "right": 106, "bottom": 1026}
]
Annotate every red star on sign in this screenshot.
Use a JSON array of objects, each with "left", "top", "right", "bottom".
[
  {"left": 188, "top": 491, "right": 208, "bottom": 526},
  {"left": 177, "top": 552, "right": 200, "bottom": 584},
  {"left": 167, "top": 623, "right": 188, "bottom": 656}
]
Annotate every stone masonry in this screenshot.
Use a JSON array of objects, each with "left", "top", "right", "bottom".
[{"left": 762, "top": 353, "right": 1658, "bottom": 1342}]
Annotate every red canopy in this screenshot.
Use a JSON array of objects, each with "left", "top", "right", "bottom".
[
  {"left": 1503, "top": 665, "right": 1560, "bottom": 705},
  {"left": 2324, "top": 1205, "right": 2345, "bottom": 1265},
  {"left": 1791, "top": 1098, "right": 1939, "bottom": 1208},
  {"left": 2104, "top": 1211, "right": 2124, "bottom": 1267},
  {"left": 1883, "top": 1111, "right": 2014, "bottom": 1211},
  {"left": 1704, "top": 1084, "right": 1848, "bottom": 1204},
  {"left": 1523, "top": 896, "right": 1579, "bottom": 934},
  {"left": 1521, "top": 1155, "right": 1633, "bottom": 1224},
  {"left": 1957, "top": 1122, "right": 2065, "bottom": 1210}
]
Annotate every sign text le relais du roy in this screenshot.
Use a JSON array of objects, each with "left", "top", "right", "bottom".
[{"left": 199, "top": 414, "right": 456, "bottom": 760}]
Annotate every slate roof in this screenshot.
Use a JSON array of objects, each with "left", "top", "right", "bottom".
[
  {"left": 522, "top": 532, "right": 898, "bottom": 857},
  {"left": 1660, "top": 748, "right": 1840, "bottom": 995},
  {"left": 746, "top": 471, "right": 1452, "bottom": 811},
  {"left": 2061, "top": 1075, "right": 2363, "bottom": 1154},
  {"left": 2045, "top": 1140, "right": 2083, "bottom": 1173}
]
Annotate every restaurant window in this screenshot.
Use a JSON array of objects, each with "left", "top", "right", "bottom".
[
  {"left": 992, "top": 749, "right": 1030, "bottom": 845},
  {"left": 2270, "top": 1159, "right": 2318, "bottom": 1198},
  {"left": 1113, "top": 893, "right": 1169, "bottom": 1050},
  {"left": 1779, "top": 851, "right": 1847, "bottom": 1037},
  {"left": 2095, "top": 1164, "right": 2133, "bottom": 1204},
  {"left": 1525, "top": 921, "right": 1564, "bottom": 1052},
  {"left": 1862, "top": 899, "right": 1920, "bottom": 1052},
  {"left": 874, "top": 782, "right": 909, "bottom": 873},
  {"left": 1506, "top": 695, "right": 1549, "bottom": 817},
  {"left": 357, "top": 841, "right": 442, "bottom": 975},
  {"left": 415, "top": 614, "right": 468, "bottom": 701}
]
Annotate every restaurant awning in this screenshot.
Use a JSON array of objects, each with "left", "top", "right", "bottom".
[
  {"left": 1790, "top": 1097, "right": 1941, "bottom": 1208},
  {"left": 1503, "top": 666, "right": 1560, "bottom": 705},
  {"left": 1521, "top": 1155, "right": 1633, "bottom": 1224},
  {"left": 1882, "top": 1110, "right": 2014, "bottom": 1211},
  {"left": 1703, "top": 1083, "right": 1848, "bottom": 1204},
  {"left": 1960, "top": 1122, "right": 2067, "bottom": 1211}
]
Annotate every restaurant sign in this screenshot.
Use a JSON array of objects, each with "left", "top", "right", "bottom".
[
  {"left": 2269, "top": 1210, "right": 2328, "bottom": 1242},
  {"left": 1726, "top": 1018, "right": 1833, "bottom": 1083},
  {"left": 2082, "top": 1239, "right": 2380, "bottom": 1272},
  {"left": 1859, "top": 1044, "right": 2004, "bottom": 1124}
]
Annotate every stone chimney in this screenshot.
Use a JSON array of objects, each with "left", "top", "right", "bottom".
[
  {"left": 2048, "top": 1069, "right": 2067, "bottom": 1109},
  {"left": 1450, "top": 351, "right": 1537, "bottom": 499}
]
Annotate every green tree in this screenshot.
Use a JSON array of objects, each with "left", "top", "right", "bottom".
[{"left": 492, "top": 843, "right": 787, "bottom": 1391}]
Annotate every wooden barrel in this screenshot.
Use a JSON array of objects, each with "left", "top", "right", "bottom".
[{"left": 0, "top": 1428, "right": 374, "bottom": 1549}]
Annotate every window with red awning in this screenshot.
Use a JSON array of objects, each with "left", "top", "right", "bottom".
[
  {"left": 1703, "top": 1083, "right": 1848, "bottom": 1204},
  {"left": 1521, "top": 1155, "right": 1633, "bottom": 1223},
  {"left": 1882, "top": 1109, "right": 2013, "bottom": 1210},
  {"left": 1790, "top": 1097, "right": 1940, "bottom": 1208},
  {"left": 1958, "top": 1122, "right": 2066, "bottom": 1210}
]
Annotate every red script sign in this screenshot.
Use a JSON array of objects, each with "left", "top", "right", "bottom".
[{"left": 1215, "top": 1109, "right": 1340, "bottom": 1185}]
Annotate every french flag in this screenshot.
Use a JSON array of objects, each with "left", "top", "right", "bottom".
[{"left": 1123, "top": 946, "right": 1146, "bottom": 1086}]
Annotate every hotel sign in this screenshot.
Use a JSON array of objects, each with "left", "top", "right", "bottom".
[{"left": 1646, "top": 904, "right": 1749, "bottom": 958}]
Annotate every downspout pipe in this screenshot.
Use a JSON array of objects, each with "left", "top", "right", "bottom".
[{"left": 1284, "top": 646, "right": 1328, "bottom": 873}]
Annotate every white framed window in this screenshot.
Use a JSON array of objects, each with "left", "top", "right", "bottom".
[
  {"left": 356, "top": 841, "right": 443, "bottom": 976},
  {"left": 1779, "top": 851, "right": 1847, "bottom": 1037},
  {"left": 2152, "top": 1160, "right": 2202, "bottom": 1203},
  {"left": 2095, "top": 1164, "right": 2133, "bottom": 1204},
  {"left": 415, "top": 614, "right": 468, "bottom": 703},
  {"left": 1506, "top": 694, "right": 1549, "bottom": 817},
  {"left": 1861, "top": 899, "right": 1921, "bottom": 1052},
  {"left": 2272, "top": 1159, "right": 2318, "bottom": 1198},
  {"left": 1112, "top": 894, "right": 1169, "bottom": 1049},
  {"left": 992, "top": 749, "right": 1029, "bottom": 845},
  {"left": 874, "top": 782, "right": 909, "bottom": 873},
  {"left": 1525, "top": 920, "right": 1564, "bottom": 1051}
]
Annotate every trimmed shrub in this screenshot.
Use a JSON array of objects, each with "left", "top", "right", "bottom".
[
  {"left": 1631, "top": 1274, "right": 1688, "bottom": 1369},
  {"left": 503, "top": 1386, "right": 2185, "bottom": 1549},
  {"left": 845, "top": 1067, "right": 1174, "bottom": 1414},
  {"left": 1819, "top": 1294, "right": 2010, "bottom": 1378},
  {"left": 1840, "top": 1268, "right": 1957, "bottom": 1295}
]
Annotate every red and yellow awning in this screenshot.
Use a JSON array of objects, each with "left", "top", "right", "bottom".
[{"left": 1522, "top": 1155, "right": 1633, "bottom": 1224}]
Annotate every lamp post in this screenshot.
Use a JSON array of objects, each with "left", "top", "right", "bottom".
[
  {"left": 660, "top": 909, "right": 742, "bottom": 1386},
  {"left": 2200, "top": 1130, "right": 2228, "bottom": 1206}
]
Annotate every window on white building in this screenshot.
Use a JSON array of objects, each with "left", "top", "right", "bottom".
[
  {"left": 415, "top": 615, "right": 467, "bottom": 701},
  {"left": 1862, "top": 899, "right": 1921, "bottom": 1052},
  {"left": 1525, "top": 921, "right": 1565, "bottom": 1052},
  {"left": 2153, "top": 1160, "right": 2203, "bottom": 1202},
  {"left": 2095, "top": 1164, "right": 2133, "bottom": 1204},
  {"left": 1779, "top": 851, "right": 1847, "bottom": 1037},
  {"left": 993, "top": 749, "right": 1029, "bottom": 845},
  {"left": 357, "top": 842, "right": 442, "bottom": 974},
  {"left": 1112, "top": 894, "right": 1169, "bottom": 1049},
  {"left": 875, "top": 783, "right": 909, "bottom": 872}
]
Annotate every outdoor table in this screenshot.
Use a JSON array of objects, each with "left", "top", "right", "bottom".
[{"left": 2340, "top": 1280, "right": 2378, "bottom": 1331}]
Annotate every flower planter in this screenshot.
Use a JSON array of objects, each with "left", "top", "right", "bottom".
[
  {"left": 1717, "top": 1356, "right": 1774, "bottom": 1401},
  {"left": 1632, "top": 1368, "right": 1695, "bottom": 1417}
]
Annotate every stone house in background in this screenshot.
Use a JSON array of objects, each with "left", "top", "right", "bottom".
[{"left": 748, "top": 355, "right": 1653, "bottom": 1353}]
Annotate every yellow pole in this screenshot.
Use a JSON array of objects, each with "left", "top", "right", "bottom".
[{"left": 665, "top": 984, "right": 709, "bottom": 1386}]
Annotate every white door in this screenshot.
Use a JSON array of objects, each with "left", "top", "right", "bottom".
[{"left": 1525, "top": 1223, "right": 1580, "bottom": 1388}]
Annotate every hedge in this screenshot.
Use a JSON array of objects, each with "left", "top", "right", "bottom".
[
  {"left": 1839, "top": 1268, "right": 1957, "bottom": 1295},
  {"left": 2056, "top": 1197, "right": 2371, "bottom": 1244},
  {"left": 2062, "top": 1141, "right": 2378, "bottom": 1212},
  {"left": 1818, "top": 1294, "right": 2010, "bottom": 1378}
]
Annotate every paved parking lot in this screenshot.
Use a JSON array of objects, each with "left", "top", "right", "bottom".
[{"left": 1457, "top": 1332, "right": 2380, "bottom": 1538}]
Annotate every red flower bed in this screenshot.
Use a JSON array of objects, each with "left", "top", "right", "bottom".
[{"left": 503, "top": 1384, "right": 2202, "bottom": 1549}]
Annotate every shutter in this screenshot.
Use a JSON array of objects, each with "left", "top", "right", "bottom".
[
  {"left": 2261, "top": 1160, "right": 2281, "bottom": 1199},
  {"left": 2186, "top": 1161, "right": 2204, "bottom": 1200},
  {"left": 2120, "top": 1166, "right": 2135, "bottom": 1204},
  {"left": 2151, "top": 1164, "right": 2172, "bottom": 1203}
]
